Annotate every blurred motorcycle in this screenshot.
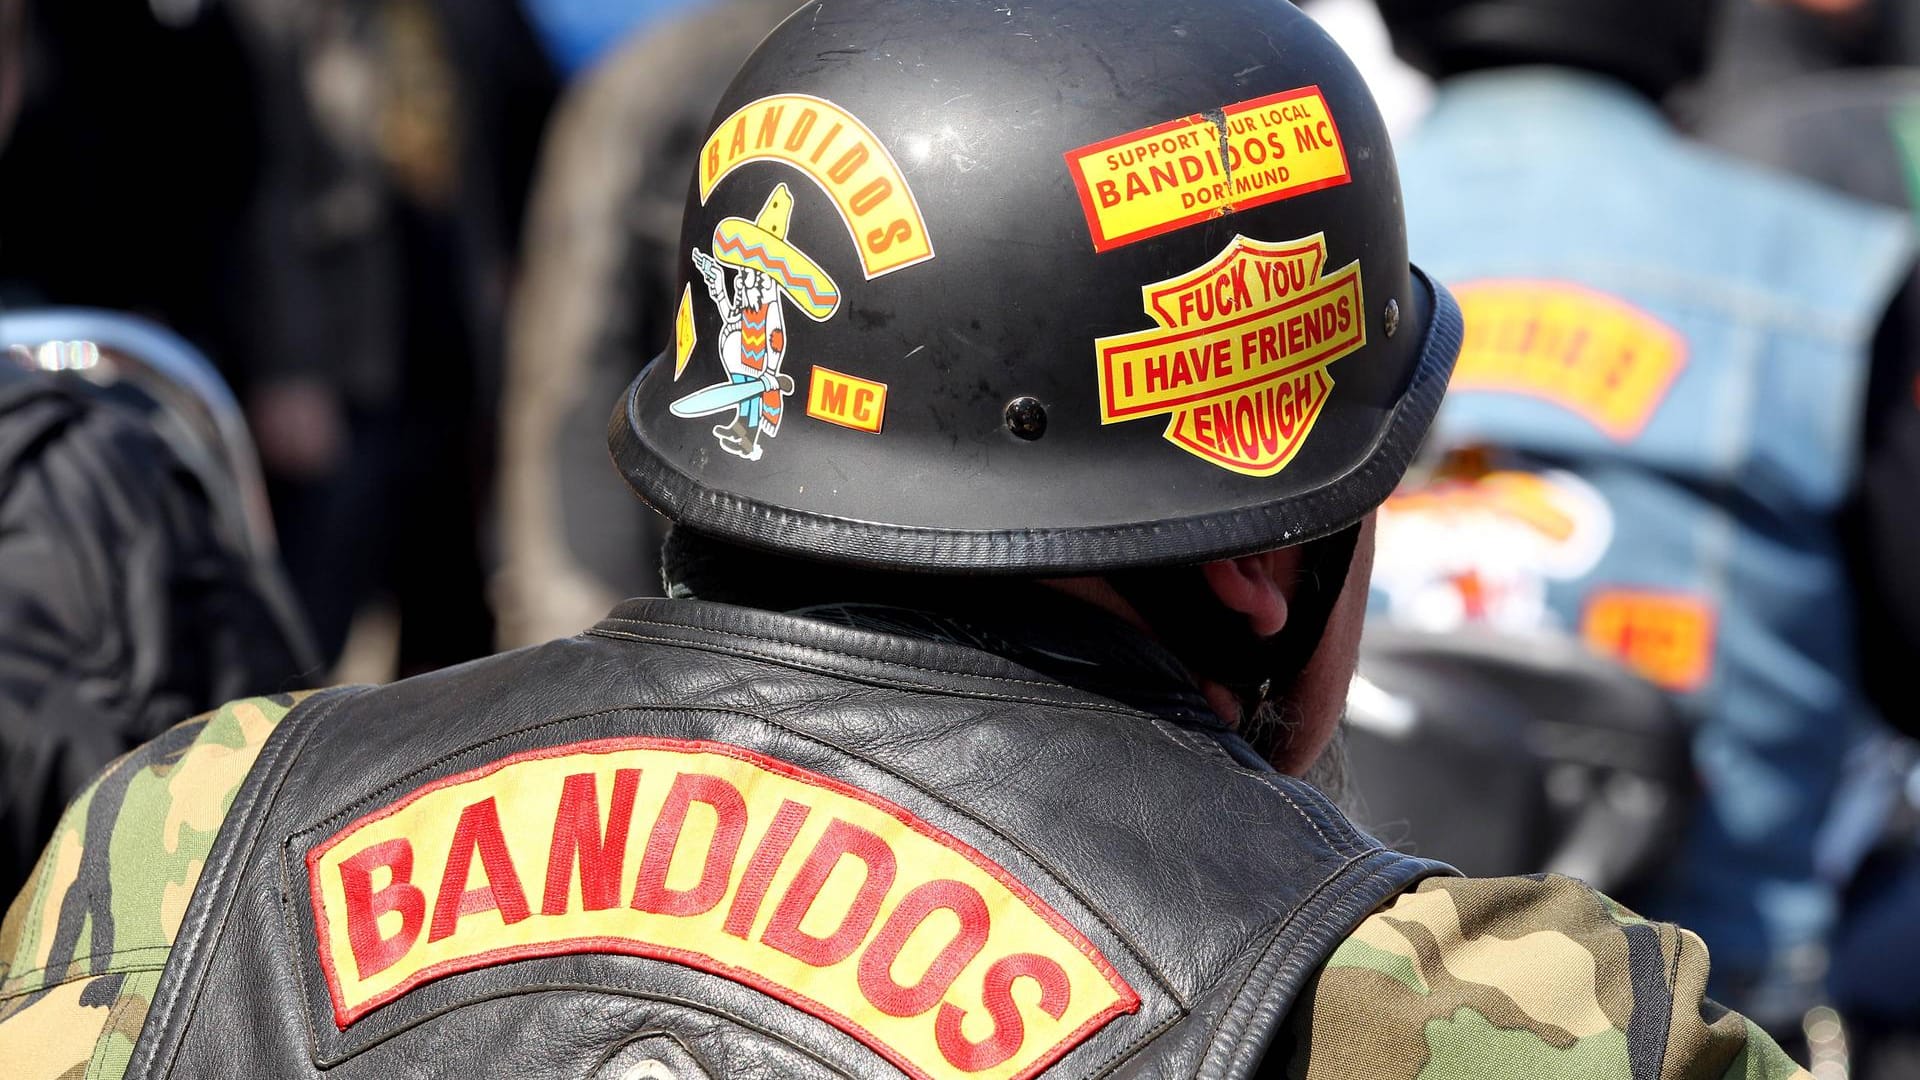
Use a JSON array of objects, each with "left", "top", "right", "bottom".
[{"left": 1345, "top": 624, "right": 1692, "bottom": 895}]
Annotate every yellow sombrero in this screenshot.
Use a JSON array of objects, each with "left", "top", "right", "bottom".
[{"left": 712, "top": 183, "right": 842, "bottom": 322}]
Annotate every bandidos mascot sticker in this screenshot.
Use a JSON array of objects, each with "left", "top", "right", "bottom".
[{"left": 671, "top": 183, "right": 842, "bottom": 461}]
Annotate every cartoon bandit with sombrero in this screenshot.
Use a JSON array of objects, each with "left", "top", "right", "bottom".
[{"left": 671, "top": 183, "right": 841, "bottom": 461}]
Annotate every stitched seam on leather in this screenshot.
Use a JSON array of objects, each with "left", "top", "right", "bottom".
[
  {"left": 1254, "top": 780, "right": 1339, "bottom": 854},
  {"left": 591, "top": 619, "right": 1358, "bottom": 854},
  {"left": 1231, "top": 852, "right": 1451, "bottom": 1074},
  {"left": 145, "top": 685, "right": 369, "bottom": 1079},
  {"left": 1198, "top": 852, "right": 1411, "bottom": 1079},
  {"left": 155, "top": 687, "right": 365, "bottom": 1074},
  {"left": 1080, "top": 1008, "right": 1189, "bottom": 1080},
  {"left": 306, "top": 981, "right": 856, "bottom": 1076},
  {"left": 1198, "top": 945, "right": 1276, "bottom": 1080},
  {"left": 588, "top": 623, "right": 1267, "bottom": 778},
  {"left": 282, "top": 699, "right": 1185, "bottom": 1012},
  {"left": 284, "top": 832, "right": 332, "bottom": 1056},
  {"left": 278, "top": 704, "right": 683, "bottom": 1060},
  {"left": 592, "top": 619, "right": 1130, "bottom": 701},
  {"left": 1244, "top": 772, "right": 1373, "bottom": 858},
  {"left": 1212, "top": 855, "right": 1375, "bottom": 1041},
  {"left": 1078, "top": 852, "right": 1400, "bottom": 1080},
  {"left": 293, "top": 703, "right": 656, "bottom": 838}
]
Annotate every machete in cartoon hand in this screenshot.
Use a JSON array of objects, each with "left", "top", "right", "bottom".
[{"left": 670, "top": 183, "right": 841, "bottom": 461}]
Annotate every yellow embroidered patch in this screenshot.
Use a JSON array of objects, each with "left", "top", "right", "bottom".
[
  {"left": 1449, "top": 281, "right": 1687, "bottom": 440},
  {"left": 307, "top": 738, "right": 1137, "bottom": 1080}
]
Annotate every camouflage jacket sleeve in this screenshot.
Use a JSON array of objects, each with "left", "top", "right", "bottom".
[
  {"left": 0, "top": 694, "right": 310, "bottom": 1080},
  {"left": 1281, "top": 874, "right": 1812, "bottom": 1080}
]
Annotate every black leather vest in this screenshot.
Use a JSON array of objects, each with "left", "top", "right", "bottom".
[{"left": 127, "top": 599, "right": 1447, "bottom": 1080}]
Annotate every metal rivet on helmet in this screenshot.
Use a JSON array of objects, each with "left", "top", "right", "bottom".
[{"left": 1005, "top": 397, "right": 1048, "bottom": 441}]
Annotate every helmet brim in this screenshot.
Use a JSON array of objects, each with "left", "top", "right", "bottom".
[{"left": 610, "top": 267, "right": 1461, "bottom": 575}]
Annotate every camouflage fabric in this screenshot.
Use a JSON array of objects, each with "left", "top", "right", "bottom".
[
  {"left": 0, "top": 694, "right": 308, "bottom": 1080},
  {"left": 1281, "top": 875, "right": 1812, "bottom": 1080},
  {"left": 0, "top": 696, "right": 1809, "bottom": 1080}
]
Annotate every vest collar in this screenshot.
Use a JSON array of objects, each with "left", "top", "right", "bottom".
[{"left": 594, "top": 595, "right": 1263, "bottom": 766}]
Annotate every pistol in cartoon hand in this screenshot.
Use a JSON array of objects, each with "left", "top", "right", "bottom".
[{"left": 691, "top": 249, "right": 735, "bottom": 320}]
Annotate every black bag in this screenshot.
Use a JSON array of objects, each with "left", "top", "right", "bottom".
[
  {"left": 1345, "top": 626, "right": 1693, "bottom": 895},
  {"left": 0, "top": 363, "right": 312, "bottom": 895}
]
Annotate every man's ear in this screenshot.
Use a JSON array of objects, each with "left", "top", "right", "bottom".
[{"left": 1201, "top": 555, "right": 1289, "bottom": 638}]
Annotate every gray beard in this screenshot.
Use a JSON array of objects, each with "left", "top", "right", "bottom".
[
  {"left": 1238, "top": 696, "right": 1352, "bottom": 811},
  {"left": 1300, "top": 725, "right": 1352, "bottom": 812}
]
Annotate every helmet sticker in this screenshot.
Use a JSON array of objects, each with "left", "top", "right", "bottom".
[
  {"left": 1095, "top": 232, "right": 1364, "bottom": 476},
  {"left": 699, "top": 93, "right": 934, "bottom": 279},
  {"left": 1449, "top": 280, "right": 1688, "bottom": 440},
  {"left": 806, "top": 366, "right": 888, "bottom": 434},
  {"left": 1064, "top": 86, "right": 1351, "bottom": 253},
  {"left": 673, "top": 284, "right": 696, "bottom": 378},
  {"left": 671, "top": 184, "right": 835, "bottom": 462}
]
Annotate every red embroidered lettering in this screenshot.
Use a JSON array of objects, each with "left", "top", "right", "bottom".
[
  {"left": 762, "top": 818, "right": 896, "bottom": 967},
  {"left": 541, "top": 769, "right": 641, "bottom": 915},
  {"left": 427, "top": 797, "right": 531, "bottom": 943},
  {"left": 338, "top": 838, "right": 425, "bottom": 979},
  {"left": 630, "top": 772, "right": 749, "bottom": 917}
]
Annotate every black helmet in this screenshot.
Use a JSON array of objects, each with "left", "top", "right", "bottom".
[
  {"left": 1375, "top": 0, "right": 1716, "bottom": 98},
  {"left": 611, "top": 0, "right": 1461, "bottom": 576}
]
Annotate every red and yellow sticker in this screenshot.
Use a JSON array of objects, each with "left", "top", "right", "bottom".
[
  {"left": 1095, "top": 232, "right": 1364, "bottom": 475},
  {"left": 1451, "top": 281, "right": 1687, "bottom": 440},
  {"left": 307, "top": 738, "right": 1136, "bottom": 1080},
  {"left": 1581, "top": 589, "right": 1716, "bottom": 692},
  {"left": 807, "top": 366, "right": 888, "bottom": 433},
  {"left": 700, "top": 94, "right": 933, "bottom": 279},
  {"left": 1064, "top": 86, "right": 1351, "bottom": 253},
  {"left": 673, "top": 284, "right": 696, "bottom": 378}
]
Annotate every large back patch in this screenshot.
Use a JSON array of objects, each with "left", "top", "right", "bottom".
[{"left": 306, "top": 737, "right": 1138, "bottom": 1080}]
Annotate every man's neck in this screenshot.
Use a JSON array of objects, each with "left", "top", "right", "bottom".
[{"left": 662, "top": 529, "right": 1271, "bottom": 770}]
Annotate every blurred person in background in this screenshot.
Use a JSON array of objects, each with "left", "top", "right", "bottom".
[
  {"left": 496, "top": 0, "right": 796, "bottom": 647},
  {"left": 0, "top": 0, "right": 312, "bottom": 897},
  {"left": 0, "top": 0, "right": 257, "bottom": 354},
  {"left": 1705, "top": 0, "right": 1920, "bottom": 95},
  {"left": 223, "top": 0, "right": 556, "bottom": 675},
  {"left": 3, "top": 0, "right": 557, "bottom": 678},
  {"left": 1366, "top": 0, "right": 1920, "bottom": 1046},
  {"left": 1695, "top": 1, "right": 1920, "bottom": 1069}
]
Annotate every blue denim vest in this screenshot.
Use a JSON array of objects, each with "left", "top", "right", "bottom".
[{"left": 1377, "top": 68, "right": 1912, "bottom": 1013}]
